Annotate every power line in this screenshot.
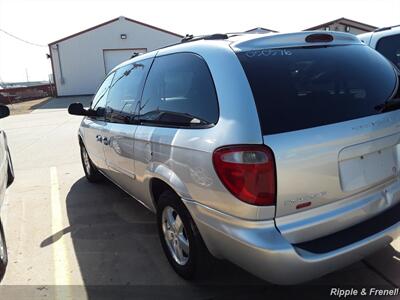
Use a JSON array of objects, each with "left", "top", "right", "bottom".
[{"left": 0, "top": 28, "right": 47, "bottom": 47}]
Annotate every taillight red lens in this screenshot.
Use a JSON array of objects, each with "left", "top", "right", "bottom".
[{"left": 212, "top": 145, "right": 276, "bottom": 206}]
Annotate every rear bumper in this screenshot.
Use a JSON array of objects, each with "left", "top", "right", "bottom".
[
  {"left": 183, "top": 199, "right": 400, "bottom": 285},
  {"left": 275, "top": 178, "right": 400, "bottom": 244}
]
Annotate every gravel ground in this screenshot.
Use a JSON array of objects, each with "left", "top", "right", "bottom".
[{"left": 6, "top": 97, "right": 52, "bottom": 115}]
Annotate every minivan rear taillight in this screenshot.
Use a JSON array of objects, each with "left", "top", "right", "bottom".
[{"left": 212, "top": 145, "right": 276, "bottom": 206}]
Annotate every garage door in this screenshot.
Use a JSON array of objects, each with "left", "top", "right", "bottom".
[{"left": 103, "top": 49, "right": 146, "bottom": 74}]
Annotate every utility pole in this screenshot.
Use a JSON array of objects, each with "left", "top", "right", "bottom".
[{"left": 25, "top": 68, "right": 29, "bottom": 82}]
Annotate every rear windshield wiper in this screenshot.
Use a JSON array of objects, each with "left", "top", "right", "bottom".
[{"left": 375, "top": 98, "right": 400, "bottom": 113}]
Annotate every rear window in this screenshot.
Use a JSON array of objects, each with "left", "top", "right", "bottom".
[
  {"left": 237, "top": 45, "right": 398, "bottom": 135},
  {"left": 376, "top": 34, "right": 400, "bottom": 70}
]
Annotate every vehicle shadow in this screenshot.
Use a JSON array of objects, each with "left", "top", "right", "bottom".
[
  {"left": 43, "top": 177, "right": 400, "bottom": 299},
  {"left": 59, "top": 177, "right": 272, "bottom": 299},
  {"left": 361, "top": 242, "right": 400, "bottom": 286}
]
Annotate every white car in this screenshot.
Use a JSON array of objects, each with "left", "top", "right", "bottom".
[
  {"left": 359, "top": 25, "right": 400, "bottom": 69},
  {"left": 0, "top": 104, "right": 14, "bottom": 281}
]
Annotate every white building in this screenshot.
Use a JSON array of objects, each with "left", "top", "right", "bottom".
[
  {"left": 49, "top": 16, "right": 183, "bottom": 96},
  {"left": 305, "top": 17, "right": 377, "bottom": 35}
]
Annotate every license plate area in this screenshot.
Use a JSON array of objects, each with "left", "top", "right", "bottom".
[{"left": 339, "top": 146, "right": 398, "bottom": 192}]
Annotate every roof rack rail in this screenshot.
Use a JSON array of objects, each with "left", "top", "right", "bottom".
[
  {"left": 374, "top": 24, "right": 400, "bottom": 32},
  {"left": 130, "top": 52, "right": 142, "bottom": 59},
  {"left": 181, "top": 33, "right": 229, "bottom": 43}
]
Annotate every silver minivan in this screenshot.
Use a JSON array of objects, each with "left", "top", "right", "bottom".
[{"left": 68, "top": 31, "right": 400, "bottom": 284}]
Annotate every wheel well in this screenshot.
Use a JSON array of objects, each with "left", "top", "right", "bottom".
[{"left": 150, "top": 178, "right": 177, "bottom": 207}]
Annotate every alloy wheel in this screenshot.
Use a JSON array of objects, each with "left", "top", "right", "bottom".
[
  {"left": 162, "top": 206, "right": 190, "bottom": 265},
  {"left": 82, "top": 147, "right": 91, "bottom": 175}
]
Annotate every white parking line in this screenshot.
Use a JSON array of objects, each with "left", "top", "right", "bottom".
[{"left": 50, "top": 167, "right": 72, "bottom": 298}]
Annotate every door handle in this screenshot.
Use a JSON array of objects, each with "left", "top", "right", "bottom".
[
  {"left": 96, "top": 135, "right": 103, "bottom": 142},
  {"left": 103, "top": 137, "right": 110, "bottom": 145}
]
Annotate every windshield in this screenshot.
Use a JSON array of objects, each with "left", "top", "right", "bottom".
[{"left": 237, "top": 45, "right": 398, "bottom": 135}]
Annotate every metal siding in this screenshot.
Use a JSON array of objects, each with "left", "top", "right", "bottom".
[{"left": 51, "top": 18, "right": 181, "bottom": 96}]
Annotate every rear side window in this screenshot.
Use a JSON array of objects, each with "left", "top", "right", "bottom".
[
  {"left": 106, "top": 59, "right": 152, "bottom": 123},
  {"left": 237, "top": 45, "right": 398, "bottom": 135},
  {"left": 376, "top": 34, "right": 400, "bottom": 69},
  {"left": 139, "top": 53, "right": 218, "bottom": 127}
]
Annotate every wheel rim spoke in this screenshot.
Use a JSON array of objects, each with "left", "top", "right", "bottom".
[
  {"left": 174, "top": 215, "right": 183, "bottom": 233},
  {"left": 177, "top": 234, "right": 189, "bottom": 254},
  {"left": 166, "top": 208, "right": 176, "bottom": 230},
  {"left": 175, "top": 242, "right": 184, "bottom": 262}
]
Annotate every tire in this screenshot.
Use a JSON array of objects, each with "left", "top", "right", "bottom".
[
  {"left": 80, "top": 143, "right": 103, "bottom": 183},
  {"left": 157, "top": 190, "right": 211, "bottom": 280},
  {"left": 0, "top": 221, "right": 8, "bottom": 282}
]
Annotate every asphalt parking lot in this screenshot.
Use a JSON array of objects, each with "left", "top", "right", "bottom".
[{"left": 0, "top": 97, "right": 399, "bottom": 299}]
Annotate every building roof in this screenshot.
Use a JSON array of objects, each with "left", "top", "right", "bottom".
[
  {"left": 49, "top": 16, "right": 183, "bottom": 46},
  {"left": 304, "top": 17, "right": 377, "bottom": 31},
  {"left": 245, "top": 27, "right": 278, "bottom": 33}
]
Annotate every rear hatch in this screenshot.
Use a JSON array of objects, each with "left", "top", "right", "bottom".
[{"left": 235, "top": 33, "right": 400, "bottom": 219}]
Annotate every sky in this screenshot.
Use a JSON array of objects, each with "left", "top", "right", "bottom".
[{"left": 0, "top": 0, "right": 399, "bottom": 82}]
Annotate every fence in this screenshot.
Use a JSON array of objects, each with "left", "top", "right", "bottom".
[{"left": 0, "top": 84, "right": 55, "bottom": 104}]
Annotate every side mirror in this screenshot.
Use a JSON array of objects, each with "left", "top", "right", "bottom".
[
  {"left": 0, "top": 105, "right": 10, "bottom": 119},
  {"left": 68, "top": 103, "right": 91, "bottom": 116}
]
